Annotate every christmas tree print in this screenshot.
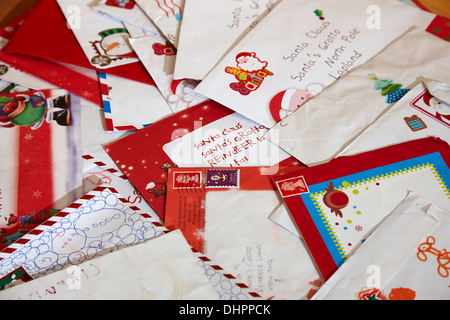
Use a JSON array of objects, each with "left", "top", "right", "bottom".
[{"left": 368, "top": 73, "right": 410, "bottom": 104}]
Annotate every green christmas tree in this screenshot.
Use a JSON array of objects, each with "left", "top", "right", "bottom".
[{"left": 368, "top": 73, "right": 410, "bottom": 104}]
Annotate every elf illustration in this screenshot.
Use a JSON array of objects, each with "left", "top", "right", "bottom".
[{"left": 0, "top": 92, "right": 72, "bottom": 129}]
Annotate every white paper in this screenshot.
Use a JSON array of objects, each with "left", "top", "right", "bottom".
[
  {"left": 313, "top": 193, "right": 450, "bottom": 300},
  {"left": 0, "top": 230, "right": 219, "bottom": 300},
  {"left": 339, "top": 80, "right": 450, "bottom": 158},
  {"left": 57, "top": 0, "right": 140, "bottom": 69},
  {"left": 174, "top": 0, "right": 280, "bottom": 80},
  {"left": 80, "top": 102, "right": 132, "bottom": 173},
  {"left": 135, "top": 0, "right": 184, "bottom": 47},
  {"left": 205, "top": 190, "right": 320, "bottom": 299},
  {"left": 163, "top": 112, "right": 290, "bottom": 168},
  {"left": 267, "top": 27, "right": 450, "bottom": 166},
  {"left": 99, "top": 72, "right": 173, "bottom": 131},
  {"left": 92, "top": 0, "right": 160, "bottom": 35},
  {"left": 130, "top": 34, "right": 208, "bottom": 114},
  {"left": 195, "top": 0, "right": 434, "bottom": 128}
]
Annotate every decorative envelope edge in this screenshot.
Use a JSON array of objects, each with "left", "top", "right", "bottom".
[
  {"left": 273, "top": 137, "right": 450, "bottom": 281},
  {"left": 81, "top": 154, "right": 128, "bottom": 180},
  {"left": 98, "top": 72, "right": 155, "bottom": 131},
  {"left": 0, "top": 184, "right": 264, "bottom": 300},
  {"left": 0, "top": 185, "right": 164, "bottom": 257}
]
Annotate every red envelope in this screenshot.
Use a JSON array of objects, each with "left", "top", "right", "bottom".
[
  {"left": 165, "top": 166, "right": 302, "bottom": 253},
  {"left": 273, "top": 137, "right": 450, "bottom": 281},
  {"left": 0, "top": 6, "right": 102, "bottom": 105},
  {"left": 104, "top": 100, "right": 302, "bottom": 220},
  {"left": 3, "top": 0, "right": 155, "bottom": 86}
]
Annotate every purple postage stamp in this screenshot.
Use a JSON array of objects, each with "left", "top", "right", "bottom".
[{"left": 205, "top": 169, "right": 239, "bottom": 188}]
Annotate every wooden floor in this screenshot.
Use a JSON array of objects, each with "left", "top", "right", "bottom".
[{"left": 0, "top": 0, "right": 40, "bottom": 29}]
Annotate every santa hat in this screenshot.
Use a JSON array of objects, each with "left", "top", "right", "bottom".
[
  {"left": 269, "top": 88, "right": 297, "bottom": 123},
  {"left": 235, "top": 52, "right": 255, "bottom": 61},
  {"left": 422, "top": 91, "right": 434, "bottom": 106}
]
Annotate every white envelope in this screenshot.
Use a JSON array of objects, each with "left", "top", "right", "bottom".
[
  {"left": 98, "top": 72, "right": 173, "bottom": 131},
  {"left": 92, "top": 0, "right": 160, "bottom": 35},
  {"left": 313, "top": 193, "right": 450, "bottom": 300},
  {"left": 173, "top": 0, "right": 280, "bottom": 81},
  {"left": 204, "top": 190, "right": 320, "bottom": 299},
  {"left": 0, "top": 230, "right": 219, "bottom": 300},
  {"left": 338, "top": 79, "right": 450, "bottom": 158},
  {"left": 80, "top": 101, "right": 132, "bottom": 174},
  {"left": 130, "top": 33, "right": 208, "bottom": 114},
  {"left": 135, "top": 0, "right": 184, "bottom": 47},
  {"left": 162, "top": 112, "right": 291, "bottom": 168},
  {"left": 267, "top": 27, "right": 450, "bottom": 166},
  {"left": 195, "top": 0, "right": 434, "bottom": 128}
]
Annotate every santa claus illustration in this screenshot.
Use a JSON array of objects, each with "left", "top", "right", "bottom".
[
  {"left": 235, "top": 52, "right": 268, "bottom": 72},
  {"left": 423, "top": 90, "right": 450, "bottom": 125},
  {"left": 269, "top": 84, "right": 323, "bottom": 122}
]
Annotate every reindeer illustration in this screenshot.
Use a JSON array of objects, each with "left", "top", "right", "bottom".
[{"left": 417, "top": 236, "right": 450, "bottom": 279}]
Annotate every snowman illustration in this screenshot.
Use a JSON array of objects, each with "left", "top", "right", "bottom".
[
  {"left": 269, "top": 83, "right": 323, "bottom": 122},
  {"left": 0, "top": 92, "right": 72, "bottom": 129},
  {"left": 90, "top": 28, "right": 136, "bottom": 67}
]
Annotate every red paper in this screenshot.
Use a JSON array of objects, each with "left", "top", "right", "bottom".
[
  {"left": 165, "top": 166, "right": 302, "bottom": 253},
  {"left": 0, "top": 6, "right": 102, "bottom": 105},
  {"left": 3, "top": 0, "right": 155, "bottom": 86}
]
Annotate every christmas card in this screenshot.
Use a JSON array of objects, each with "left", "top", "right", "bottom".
[
  {"left": 173, "top": 0, "right": 280, "bottom": 81},
  {"left": 129, "top": 33, "right": 209, "bottom": 114},
  {"left": 272, "top": 138, "right": 450, "bottom": 281},
  {"left": 56, "top": 0, "right": 140, "bottom": 69},
  {"left": 103, "top": 100, "right": 302, "bottom": 220},
  {"left": 0, "top": 89, "right": 83, "bottom": 251},
  {"left": 3, "top": 0, "right": 155, "bottom": 86},
  {"left": 268, "top": 27, "right": 450, "bottom": 166},
  {"left": 313, "top": 193, "right": 450, "bottom": 300},
  {"left": 338, "top": 79, "right": 450, "bottom": 157},
  {"left": 0, "top": 230, "right": 220, "bottom": 300},
  {"left": 98, "top": 72, "right": 173, "bottom": 131},
  {"left": 92, "top": 0, "right": 160, "bottom": 35},
  {"left": 195, "top": 0, "right": 435, "bottom": 128},
  {"left": 135, "top": 0, "right": 184, "bottom": 47},
  {"left": 164, "top": 166, "right": 321, "bottom": 299}
]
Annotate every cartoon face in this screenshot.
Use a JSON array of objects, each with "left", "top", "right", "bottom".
[
  {"left": 269, "top": 88, "right": 314, "bottom": 122},
  {"left": 101, "top": 33, "right": 133, "bottom": 56},
  {"left": 236, "top": 53, "right": 268, "bottom": 72},
  {"left": 288, "top": 89, "right": 313, "bottom": 112}
]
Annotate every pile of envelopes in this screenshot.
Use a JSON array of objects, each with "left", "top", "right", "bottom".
[{"left": 0, "top": 0, "right": 449, "bottom": 300}]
